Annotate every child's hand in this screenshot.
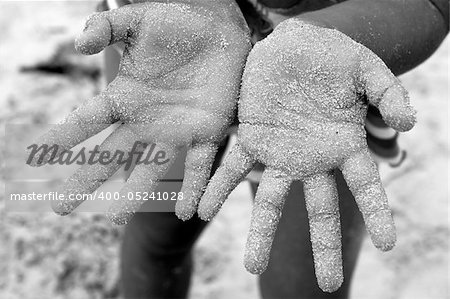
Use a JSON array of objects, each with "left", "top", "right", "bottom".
[
  {"left": 193, "top": 19, "right": 416, "bottom": 292},
  {"left": 28, "top": 1, "right": 250, "bottom": 224}
]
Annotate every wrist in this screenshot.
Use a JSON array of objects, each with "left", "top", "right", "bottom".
[
  {"left": 290, "top": 15, "right": 331, "bottom": 29},
  {"left": 273, "top": 17, "right": 330, "bottom": 35}
]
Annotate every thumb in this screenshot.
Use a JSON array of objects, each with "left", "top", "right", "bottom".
[
  {"left": 75, "top": 6, "right": 141, "bottom": 55},
  {"left": 75, "top": 12, "right": 111, "bottom": 55},
  {"left": 378, "top": 83, "right": 416, "bottom": 132},
  {"left": 359, "top": 46, "right": 416, "bottom": 132}
]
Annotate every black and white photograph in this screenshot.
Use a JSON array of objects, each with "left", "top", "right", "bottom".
[{"left": 0, "top": 0, "right": 448, "bottom": 298}]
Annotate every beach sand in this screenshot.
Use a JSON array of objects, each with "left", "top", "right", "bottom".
[{"left": 0, "top": 2, "right": 448, "bottom": 298}]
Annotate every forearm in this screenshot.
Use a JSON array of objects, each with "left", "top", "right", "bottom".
[{"left": 298, "top": 0, "right": 449, "bottom": 75}]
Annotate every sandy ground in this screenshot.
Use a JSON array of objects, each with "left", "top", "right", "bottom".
[{"left": 0, "top": 1, "right": 448, "bottom": 299}]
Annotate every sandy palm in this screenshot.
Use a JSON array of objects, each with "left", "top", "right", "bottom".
[
  {"left": 194, "top": 19, "right": 416, "bottom": 292},
  {"left": 28, "top": 1, "right": 250, "bottom": 225}
]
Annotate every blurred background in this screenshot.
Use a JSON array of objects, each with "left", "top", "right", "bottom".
[{"left": 0, "top": 1, "right": 448, "bottom": 298}]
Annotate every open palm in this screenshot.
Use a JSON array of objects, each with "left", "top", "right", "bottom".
[
  {"left": 194, "top": 19, "right": 416, "bottom": 292},
  {"left": 28, "top": 1, "right": 250, "bottom": 225}
]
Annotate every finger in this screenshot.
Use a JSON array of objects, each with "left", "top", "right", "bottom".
[
  {"left": 28, "top": 93, "right": 115, "bottom": 166},
  {"left": 75, "top": 7, "right": 141, "bottom": 55},
  {"left": 377, "top": 83, "right": 416, "bottom": 132},
  {"left": 303, "top": 172, "right": 343, "bottom": 293},
  {"left": 359, "top": 46, "right": 416, "bottom": 132},
  {"left": 175, "top": 143, "right": 218, "bottom": 221},
  {"left": 197, "top": 143, "right": 256, "bottom": 221},
  {"left": 51, "top": 124, "right": 139, "bottom": 216},
  {"left": 340, "top": 148, "right": 396, "bottom": 251},
  {"left": 107, "top": 144, "right": 178, "bottom": 225},
  {"left": 244, "top": 169, "right": 291, "bottom": 275}
]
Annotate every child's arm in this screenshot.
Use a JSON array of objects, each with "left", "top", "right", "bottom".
[{"left": 297, "top": 0, "right": 449, "bottom": 75}]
